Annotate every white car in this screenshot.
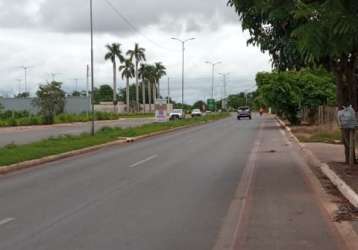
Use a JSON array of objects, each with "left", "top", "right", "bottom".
[
  {"left": 191, "top": 109, "right": 202, "bottom": 117},
  {"left": 169, "top": 109, "right": 185, "bottom": 120}
]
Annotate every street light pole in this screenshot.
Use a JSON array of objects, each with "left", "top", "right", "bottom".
[
  {"left": 86, "top": 64, "right": 90, "bottom": 96},
  {"left": 167, "top": 77, "right": 170, "bottom": 104},
  {"left": 90, "top": 0, "right": 95, "bottom": 136},
  {"left": 71, "top": 78, "right": 80, "bottom": 92},
  {"left": 22, "top": 66, "right": 29, "bottom": 93},
  {"left": 171, "top": 37, "right": 195, "bottom": 108},
  {"left": 205, "top": 61, "right": 221, "bottom": 99},
  {"left": 219, "top": 73, "right": 230, "bottom": 110},
  {"left": 16, "top": 79, "right": 22, "bottom": 95}
]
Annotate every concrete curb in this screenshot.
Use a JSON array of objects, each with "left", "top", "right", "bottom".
[
  {"left": 321, "top": 164, "right": 358, "bottom": 208},
  {"left": 275, "top": 116, "right": 358, "bottom": 250},
  {"left": 0, "top": 119, "right": 219, "bottom": 176},
  {"left": 0, "top": 139, "right": 127, "bottom": 175}
]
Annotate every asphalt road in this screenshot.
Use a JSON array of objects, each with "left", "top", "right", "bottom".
[
  {"left": 0, "top": 116, "right": 346, "bottom": 250},
  {"left": 0, "top": 118, "right": 155, "bottom": 147}
]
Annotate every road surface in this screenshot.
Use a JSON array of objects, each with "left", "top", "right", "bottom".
[
  {"left": 0, "top": 118, "right": 155, "bottom": 147},
  {"left": 0, "top": 116, "right": 347, "bottom": 250}
]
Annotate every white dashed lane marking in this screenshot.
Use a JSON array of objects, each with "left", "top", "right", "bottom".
[
  {"left": 0, "top": 218, "right": 15, "bottom": 227},
  {"left": 128, "top": 155, "right": 158, "bottom": 168}
]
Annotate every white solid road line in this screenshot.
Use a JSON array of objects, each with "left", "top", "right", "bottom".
[
  {"left": 0, "top": 218, "right": 15, "bottom": 226},
  {"left": 276, "top": 121, "right": 292, "bottom": 145},
  {"left": 128, "top": 155, "right": 158, "bottom": 168}
]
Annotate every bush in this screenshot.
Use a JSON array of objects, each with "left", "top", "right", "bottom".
[{"left": 255, "top": 69, "right": 336, "bottom": 125}]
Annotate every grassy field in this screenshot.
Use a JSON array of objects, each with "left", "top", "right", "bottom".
[
  {"left": 291, "top": 125, "right": 342, "bottom": 144},
  {"left": 0, "top": 113, "right": 230, "bottom": 167}
]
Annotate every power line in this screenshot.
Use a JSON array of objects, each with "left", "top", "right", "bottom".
[{"left": 103, "top": 0, "right": 177, "bottom": 52}]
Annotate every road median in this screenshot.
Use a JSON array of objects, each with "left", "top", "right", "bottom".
[{"left": 0, "top": 113, "right": 230, "bottom": 175}]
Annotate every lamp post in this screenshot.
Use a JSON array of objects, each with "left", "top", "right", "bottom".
[
  {"left": 205, "top": 61, "right": 221, "bottom": 99},
  {"left": 219, "top": 73, "right": 230, "bottom": 110},
  {"left": 20, "top": 66, "right": 33, "bottom": 93},
  {"left": 90, "top": 0, "right": 95, "bottom": 136},
  {"left": 50, "top": 72, "right": 62, "bottom": 82},
  {"left": 171, "top": 37, "right": 195, "bottom": 108},
  {"left": 167, "top": 77, "right": 170, "bottom": 104}
]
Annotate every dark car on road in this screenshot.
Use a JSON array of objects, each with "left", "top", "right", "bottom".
[{"left": 237, "top": 106, "right": 252, "bottom": 120}]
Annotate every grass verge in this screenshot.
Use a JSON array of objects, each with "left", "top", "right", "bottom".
[
  {"left": 0, "top": 112, "right": 155, "bottom": 127},
  {"left": 0, "top": 113, "right": 230, "bottom": 167},
  {"left": 291, "top": 125, "right": 341, "bottom": 144}
]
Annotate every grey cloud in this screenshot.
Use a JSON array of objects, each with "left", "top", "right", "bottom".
[{"left": 0, "top": 0, "right": 237, "bottom": 34}]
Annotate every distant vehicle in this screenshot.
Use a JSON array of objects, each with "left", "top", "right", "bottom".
[
  {"left": 169, "top": 109, "right": 185, "bottom": 120},
  {"left": 237, "top": 106, "right": 252, "bottom": 120},
  {"left": 191, "top": 109, "right": 202, "bottom": 117}
]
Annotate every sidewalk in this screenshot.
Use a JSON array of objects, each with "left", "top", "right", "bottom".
[
  {"left": 219, "top": 117, "right": 352, "bottom": 250},
  {"left": 305, "top": 143, "right": 345, "bottom": 163}
]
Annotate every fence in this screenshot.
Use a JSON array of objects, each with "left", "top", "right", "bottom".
[
  {"left": 0, "top": 97, "right": 91, "bottom": 114},
  {"left": 302, "top": 106, "right": 337, "bottom": 127}
]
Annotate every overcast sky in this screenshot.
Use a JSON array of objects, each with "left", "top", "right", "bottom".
[{"left": 0, "top": 0, "right": 271, "bottom": 104}]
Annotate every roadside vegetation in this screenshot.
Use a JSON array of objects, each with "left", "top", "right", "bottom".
[
  {"left": 254, "top": 69, "right": 336, "bottom": 125},
  {"left": 291, "top": 126, "right": 341, "bottom": 144},
  {"left": 0, "top": 113, "right": 229, "bottom": 167},
  {"left": 0, "top": 110, "right": 154, "bottom": 127},
  {"left": 228, "top": 0, "right": 358, "bottom": 163}
]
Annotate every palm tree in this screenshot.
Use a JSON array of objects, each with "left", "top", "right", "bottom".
[
  {"left": 138, "top": 64, "right": 147, "bottom": 112},
  {"left": 140, "top": 64, "right": 156, "bottom": 112},
  {"left": 119, "top": 58, "right": 135, "bottom": 113},
  {"left": 154, "top": 62, "right": 167, "bottom": 104},
  {"left": 127, "top": 43, "right": 146, "bottom": 112},
  {"left": 104, "top": 43, "right": 124, "bottom": 110}
]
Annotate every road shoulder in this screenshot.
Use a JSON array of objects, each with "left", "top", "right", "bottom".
[
  {"left": 277, "top": 117, "right": 358, "bottom": 250},
  {"left": 214, "top": 116, "right": 358, "bottom": 250}
]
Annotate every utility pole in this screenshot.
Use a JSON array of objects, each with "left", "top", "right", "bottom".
[
  {"left": 71, "top": 78, "right": 80, "bottom": 92},
  {"left": 20, "top": 66, "right": 33, "bottom": 93},
  {"left": 205, "top": 61, "right": 222, "bottom": 99},
  {"left": 90, "top": 0, "right": 95, "bottom": 136},
  {"left": 86, "top": 64, "right": 90, "bottom": 96},
  {"left": 167, "top": 77, "right": 170, "bottom": 104},
  {"left": 51, "top": 72, "right": 62, "bottom": 82},
  {"left": 16, "top": 79, "right": 22, "bottom": 95},
  {"left": 219, "top": 73, "right": 230, "bottom": 110},
  {"left": 171, "top": 37, "right": 195, "bottom": 108}
]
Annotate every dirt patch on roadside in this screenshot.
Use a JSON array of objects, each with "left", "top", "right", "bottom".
[
  {"left": 330, "top": 162, "right": 358, "bottom": 199},
  {"left": 306, "top": 159, "right": 358, "bottom": 222}
]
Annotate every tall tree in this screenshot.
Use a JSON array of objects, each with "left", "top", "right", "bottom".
[
  {"left": 154, "top": 62, "right": 167, "bottom": 103},
  {"left": 138, "top": 64, "right": 147, "bottom": 112},
  {"left": 94, "top": 84, "right": 113, "bottom": 104},
  {"left": 127, "top": 43, "right": 146, "bottom": 112},
  {"left": 228, "top": 0, "right": 358, "bottom": 163},
  {"left": 33, "top": 81, "right": 65, "bottom": 124},
  {"left": 119, "top": 58, "right": 135, "bottom": 113},
  {"left": 105, "top": 43, "right": 124, "bottom": 108},
  {"left": 227, "top": 0, "right": 306, "bottom": 71},
  {"left": 140, "top": 64, "right": 156, "bottom": 112}
]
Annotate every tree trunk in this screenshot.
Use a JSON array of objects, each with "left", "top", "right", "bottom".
[
  {"left": 142, "top": 79, "right": 146, "bottom": 113},
  {"left": 113, "top": 61, "right": 117, "bottom": 113},
  {"left": 148, "top": 81, "right": 152, "bottom": 112},
  {"left": 126, "top": 77, "right": 130, "bottom": 113},
  {"left": 157, "top": 80, "right": 160, "bottom": 99},
  {"left": 332, "top": 56, "right": 357, "bottom": 165},
  {"left": 153, "top": 81, "right": 157, "bottom": 105},
  {"left": 135, "top": 61, "right": 139, "bottom": 112}
]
